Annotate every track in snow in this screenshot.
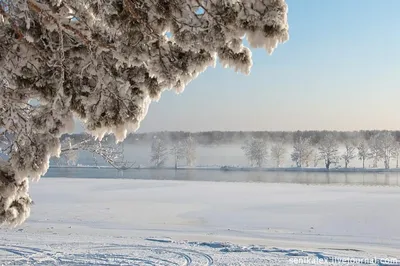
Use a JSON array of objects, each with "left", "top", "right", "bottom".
[
  {"left": 0, "top": 242, "right": 213, "bottom": 266},
  {"left": 1, "top": 238, "right": 399, "bottom": 266}
]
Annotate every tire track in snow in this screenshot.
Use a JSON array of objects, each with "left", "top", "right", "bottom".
[
  {"left": 0, "top": 245, "right": 58, "bottom": 265},
  {"left": 97, "top": 243, "right": 213, "bottom": 265},
  {"left": 2, "top": 239, "right": 393, "bottom": 266},
  {"left": 0, "top": 243, "right": 213, "bottom": 266}
]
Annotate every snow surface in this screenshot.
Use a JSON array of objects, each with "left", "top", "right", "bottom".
[{"left": 2, "top": 178, "right": 400, "bottom": 265}]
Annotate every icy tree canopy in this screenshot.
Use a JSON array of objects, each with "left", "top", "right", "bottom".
[{"left": 0, "top": 0, "right": 289, "bottom": 226}]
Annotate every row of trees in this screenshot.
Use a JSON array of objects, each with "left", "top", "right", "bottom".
[
  {"left": 150, "top": 136, "right": 196, "bottom": 168},
  {"left": 125, "top": 130, "right": 400, "bottom": 146},
  {"left": 38, "top": 134, "right": 198, "bottom": 169},
  {"left": 50, "top": 131, "right": 400, "bottom": 170},
  {"left": 242, "top": 132, "right": 400, "bottom": 170}
]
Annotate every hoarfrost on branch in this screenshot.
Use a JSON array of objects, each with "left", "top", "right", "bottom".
[
  {"left": 150, "top": 137, "right": 168, "bottom": 167},
  {"left": 0, "top": 0, "right": 289, "bottom": 226},
  {"left": 242, "top": 138, "right": 268, "bottom": 167}
]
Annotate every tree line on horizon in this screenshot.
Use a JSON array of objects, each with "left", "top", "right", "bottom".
[
  {"left": 59, "top": 130, "right": 400, "bottom": 146},
  {"left": 242, "top": 131, "right": 400, "bottom": 170},
  {"left": 145, "top": 130, "right": 400, "bottom": 170},
  {"left": 50, "top": 130, "right": 400, "bottom": 170},
  {"left": 115, "top": 130, "right": 400, "bottom": 146}
]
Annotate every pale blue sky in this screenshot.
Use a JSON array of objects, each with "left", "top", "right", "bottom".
[{"left": 79, "top": 1, "right": 400, "bottom": 133}]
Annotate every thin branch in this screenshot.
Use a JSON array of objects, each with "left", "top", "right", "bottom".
[{"left": 0, "top": 4, "right": 24, "bottom": 40}]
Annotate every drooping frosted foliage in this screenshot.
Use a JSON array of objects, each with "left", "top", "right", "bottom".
[
  {"left": 0, "top": 0, "right": 289, "bottom": 226},
  {"left": 58, "top": 136, "right": 134, "bottom": 170}
]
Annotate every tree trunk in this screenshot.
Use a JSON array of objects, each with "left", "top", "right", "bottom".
[
  {"left": 345, "top": 160, "right": 348, "bottom": 168},
  {"left": 362, "top": 158, "right": 365, "bottom": 169},
  {"left": 174, "top": 155, "right": 178, "bottom": 169},
  {"left": 325, "top": 159, "right": 330, "bottom": 170}
]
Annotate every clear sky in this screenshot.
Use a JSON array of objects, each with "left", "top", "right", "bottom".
[{"left": 79, "top": 0, "right": 400, "bottom": 133}]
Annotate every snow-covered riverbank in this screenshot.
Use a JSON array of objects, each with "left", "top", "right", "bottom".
[
  {"left": 50, "top": 164, "right": 400, "bottom": 173},
  {"left": 2, "top": 178, "right": 400, "bottom": 265}
]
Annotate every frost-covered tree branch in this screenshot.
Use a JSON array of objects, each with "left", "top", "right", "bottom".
[
  {"left": 357, "top": 139, "right": 369, "bottom": 169},
  {"left": 392, "top": 142, "right": 400, "bottom": 169},
  {"left": 367, "top": 132, "right": 398, "bottom": 169},
  {"left": 0, "top": 0, "right": 289, "bottom": 226},
  {"left": 368, "top": 135, "right": 381, "bottom": 168},
  {"left": 170, "top": 141, "right": 184, "bottom": 169},
  {"left": 58, "top": 136, "right": 135, "bottom": 170},
  {"left": 291, "top": 137, "right": 312, "bottom": 168},
  {"left": 242, "top": 138, "right": 268, "bottom": 167},
  {"left": 182, "top": 135, "right": 196, "bottom": 166},
  {"left": 270, "top": 138, "right": 286, "bottom": 167},
  {"left": 341, "top": 140, "right": 356, "bottom": 168},
  {"left": 372, "top": 132, "right": 396, "bottom": 169},
  {"left": 150, "top": 138, "right": 168, "bottom": 167},
  {"left": 318, "top": 134, "right": 339, "bottom": 170}
]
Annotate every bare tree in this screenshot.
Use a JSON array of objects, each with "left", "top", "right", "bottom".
[
  {"left": 368, "top": 135, "right": 381, "bottom": 168},
  {"left": 367, "top": 132, "right": 397, "bottom": 169},
  {"left": 270, "top": 139, "right": 286, "bottom": 167},
  {"left": 375, "top": 132, "right": 396, "bottom": 169},
  {"left": 341, "top": 141, "right": 356, "bottom": 168},
  {"left": 312, "top": 150, "right": 320, "bottom": 167},
  {"left": 170, "top": 141, "right": 184, "bottom": 169},
  {"left": 291, "top": 137, "right": 313, "bottom": 168},
  {"left": 182, "top": 135, "right": 196, "bottom": 167},
  {"left": 150, "top": 138, "right": 168, "bottom": 167},
  {"left": 357, "top": 139, "right": 369, "bottom": 169},
  {"left": 318, "top": 134, "right": 339, "bottom": 170},
  {"left": 392, "top": 142, "right": 400, "bottom": 169},
  {"left": 242, "top": 138, "right": 268, "bottom": 167}
]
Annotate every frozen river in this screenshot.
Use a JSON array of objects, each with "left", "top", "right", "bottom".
[{"left": 45, "top": 167, "right": 400, "bottom": 186}]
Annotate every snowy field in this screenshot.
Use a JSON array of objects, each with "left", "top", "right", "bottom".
[{"left": 2, "top": 178, "right": 400, "bottom": 265}]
